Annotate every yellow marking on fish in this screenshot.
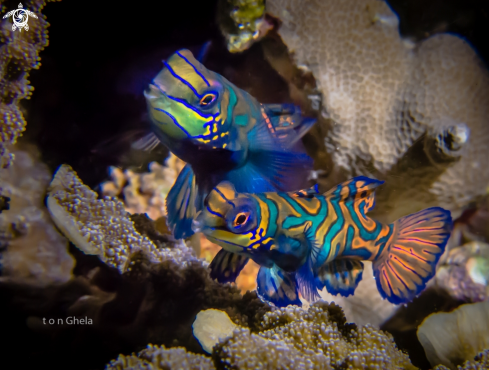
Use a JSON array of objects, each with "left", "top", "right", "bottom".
[
  {"left": 212, "top": 135, "right": 219, "bottom": 141},
  {"left": 221, "top": 132, "right": 229, "bottom": 137},
  {"left": 223, "top": 143, "right": 227, "bottom": 148},
  {"left": 212, "top": 123, "right": 218, "bottom": 133},
  {"left": 203, "top": 126, "right": 211, "bottom": 136}
]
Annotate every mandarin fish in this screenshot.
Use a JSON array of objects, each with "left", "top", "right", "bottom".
[
  {"left": 192, "top": 177, "right": 453, "bottom": 307},
  {"left": 143, "top": 49, "right": 315, "bottom": 239}
]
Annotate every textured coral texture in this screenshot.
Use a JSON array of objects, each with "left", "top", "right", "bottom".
[
  {"left": 0, "top": 145, "right": 74, "bottom": 285},
  {"left": 100, "top": 154, "right": 261, "bottom": 293},
  {"left": 434, "top": 349, "right": 489, "bottom": 370},
  {"left": 265, "top": 0, "right": 489, "bottom": 216},
  {"left": 107, "top": 345, "right": 215, "bottom": 370},
  {"left": 215, "top": 302, "right": 416, "bottom": 370},
  {"left": 47, "top": 164, "right": 179, "bottom": 272},
  {"left": 0, "top": 0, "right": 58, "bottom": 167}
]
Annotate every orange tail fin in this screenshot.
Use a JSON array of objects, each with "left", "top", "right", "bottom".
[{"left": 373, "top": 207, "right": 452, "bottom": 304}]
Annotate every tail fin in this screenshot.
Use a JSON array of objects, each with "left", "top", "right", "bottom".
[{"left": 373, "top": 207, "right": 452, "bottom": 304}]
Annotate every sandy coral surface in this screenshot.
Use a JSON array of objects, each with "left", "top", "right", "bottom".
[{"left": 263, "top": 0, "right": 489, "bottom": 220}]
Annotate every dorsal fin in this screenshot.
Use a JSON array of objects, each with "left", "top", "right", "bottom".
[
  {"left": 323, "top": 176, "right": 384, "bottom": 213},
  {"left": 291, "top": 184, "right": 319, "bottom": 198}
]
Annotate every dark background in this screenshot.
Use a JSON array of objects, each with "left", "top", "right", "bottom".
[{"left": 19, "top": 0, "right": 489, "bottom": 188}]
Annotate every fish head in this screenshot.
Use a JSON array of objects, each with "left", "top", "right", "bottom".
[
  {"left": 193, "top": 181, "right": 266, "bottom": 253},
  {"left": 145, "top": 49, "right": 237, "bottom": 150}
]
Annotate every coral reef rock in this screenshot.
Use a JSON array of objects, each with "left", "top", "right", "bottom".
[
  {"left": 417, "top": 301, "right": 489, "bottom": 369},
  {"left": 319, "top": 261, "right": 398, "bottom": 328},
  {"left": 435, "top": 241, "right": 489, "bottom": 302},
  {"left": 47, "top": 164, "right": 168, "bottom": 273},
  {"left": 0, "top": 0, "right": 58, "bottom": 167},
  {"left": 100, "top": 153, "right": 185, "bottom": 220},
  {"left": 214, "top": 302, "right": 416, "bottom": 369},
  {"left": 107, "top": 344, "right": 215, "bottom": 370},
  {"left": 262, "top": 0, "right": 489, "bottom": 219},
  {"left": 0, "top": 146, "right": 74, "bottom": 286},
  {"left": 193, "top": 309, "right": 238, "bottom": 353}
]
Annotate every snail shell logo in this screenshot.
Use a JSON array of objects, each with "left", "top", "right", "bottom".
[{"left": 3, "top": 3, "right": 38, "bottom": 32}]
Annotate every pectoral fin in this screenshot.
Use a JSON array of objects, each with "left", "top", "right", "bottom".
[
  {"left": 166, "top": 164, "right": 201, "bottom": 239},
  {"left": 316, "top": 259, "right": 364, "bottom": 297},
  {"left": 209, "top": 249, "right": 249, "bottom": 284},
  {"left": 256, "top": 264, "right": 301, "bottom": 307}
]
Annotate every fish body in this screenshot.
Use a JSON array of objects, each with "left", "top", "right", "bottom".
[
  {"left": 193, "top": 177, "right": 453, "bottom": 306},
  {"left": 144, "top": 49, "right": 315, "bottom": 239}
]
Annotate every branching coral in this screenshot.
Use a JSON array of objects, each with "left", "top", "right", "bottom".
[
  {"left": 100, "top": 153, "right": 185, "bottom": 220},
  {"left": 0, "top": 145, "right": 74, "bottom": 286},
  {"left": 106, "top": 344, "right": 215, "bottom": 370},
  {"left": 0, "top": 0, "right": 59, "bottom": 167},
  {"left": 259, "top": 0, "right": 489, "bottom": 219},
  {"left": 417, "top": 301, "right": 489, "bottom": 369}
]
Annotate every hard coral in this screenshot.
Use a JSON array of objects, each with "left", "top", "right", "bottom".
[
  {"left": 434, "top": 350, "right": 489, "bottom": 370},
  {"left": 47, "top": 164, "right": 159, "bottom": 272},
  {"left": 263, "top": 0, "right": 489, "bottom": 217},
  {"left": 100, "top": 153, "right": 185, "bottom": 220},
  {"left": 0, "top": 0, "right": 59, "bottom": 167},
  {"left": 435, "top": 241, "right": 489, "bottom": 302},
  {"left": 214, "top": 302, "right": 416, "bottom": 370},
  {"left": 417, "top": 301, "right": 489, "bottom": 369},
  {"left": 0, "top": 145, "right": 74, "bottom": 286},
  {"left": 106, "top": 344, "right": 215, "bottom": 370}
]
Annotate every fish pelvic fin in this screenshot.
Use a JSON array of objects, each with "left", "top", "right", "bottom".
[
  {"left": 316, "top": 259, "right": 364, "bottom": 297},
  {"left": 209, "top": 249, "right": 249, "bottom": 284},
  {"left": 257, "top": 264, "right": 302, "bottom": 307},
  {"left": 296, "top": 255, "right": 321, "bottom": 302},
  {"left": 373, "top": 207, "right": 453, "bottom": 304},
  {"left": 166, "top": 164, "right": 201, "bottom": 239}
]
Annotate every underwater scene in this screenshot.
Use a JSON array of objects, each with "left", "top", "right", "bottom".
[{"left": 1, "top": 0, "right": 489, "bottom": 368}]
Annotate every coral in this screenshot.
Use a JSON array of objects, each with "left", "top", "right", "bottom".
[
  {"left": 434, "top": 241, "right": 489, "bottom": 302},
  {"left": 0, "top": 145, "right": 74, "bottom": 286},
  {"left": 261, "top": 0, "right": 489, "bottom": 219},
  {"left": 192, "top": 309, "right": 238, "bottom": 353},
  {"left": 319, "top": 262, "right": 398, "bottom": 328},
  {"left": 214, "top": 302, "right": 416, "bottom": 369},
  {"left": 100, "top": 153, "right": 185, "bottom": 220},
  {"left": 434, "top": 350, "right": 489, "bottom": 370},
  {"left": 47, "top": 164, "right": 163, "bottom": 272},
  {"left": 100, "top": 155, "right": 260, "bottom": 293},
  {"left": 106, "top": 344, "right": 215, "bottom": 370},
  {"left": 218, "top": 0, "right": 273, "bottom": 52},
  {"left": 0, "top": 0, "right": 59, "bottom": 167},
  {"left": 417, "top": 301, "right": 489, "bottom": 369}
]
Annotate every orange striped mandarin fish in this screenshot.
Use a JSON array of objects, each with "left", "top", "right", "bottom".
[{"left": 192, "top": 176, "right": 453, "bottom": 307}]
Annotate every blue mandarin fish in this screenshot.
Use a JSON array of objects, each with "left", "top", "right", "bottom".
[
  {"left": 192, "top": 177, "right": 453, "bottom": 307},
  {"left": 143, "top": 49, "right": 315, "bottom": 239}
]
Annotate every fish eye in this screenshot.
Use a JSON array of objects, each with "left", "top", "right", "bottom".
[
  {"left": 233, "top": 211, "right": 250, "bottom": 228},
  {"left": 199, "top": 93, "right": 217, "bottom": 107}
]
